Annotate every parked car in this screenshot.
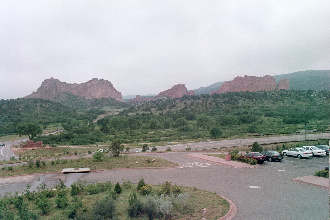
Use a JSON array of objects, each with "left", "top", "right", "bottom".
[
  {"left": 315, "top": 145, "right": 329, "bottom": 155},
  {"left": 282, "top": 148, "right": 313, "bottom": 159},
  {"left": 262, "top": 151, "right": 283, "bottom": 162},
  {"left": 301, "top": 146, "right": 326, "bottom": 157},
  {"left": 0, "top": 143, "right": 5, "bottom": 147},
  {"left": 243, "top": 152, "right": 267, "bottom": 164}
]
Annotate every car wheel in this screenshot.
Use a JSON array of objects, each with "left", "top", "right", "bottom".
[{"left": 298, "top": 154, "right": 302, "bottom": 159}]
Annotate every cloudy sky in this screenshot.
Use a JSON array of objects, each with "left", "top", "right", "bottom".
[{"left": 1, "top": 0, "right": 329, "bottom": 99}]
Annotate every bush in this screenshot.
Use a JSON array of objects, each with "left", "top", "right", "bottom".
[
  {"left": 137, "top": 178, "right": 146, "bottom": 191},
  {"left": 251, "top": 142, "right": 263, "bottom": 152},
  {"left": 35, "top": 160, "right": 41, "bottom": 168},
  {"left": 67, "top": 196, "right": 83, "bottom": 219},
  {"left": 36, "top": 196, "right": 51, "bottom": 215},
  {"left": 315, "top": 169, "right": 329, "bottom": 178},
  {"left": 93, "top": 152, "right": 104, "bottom": 162},
  {"left": 128, "top": 191, "right": 143, "bottom": 217},
  {"left": 55, "top": 189, "right": 68, "bottom": 209},
  {"left": 71, "top": 183, "right": 84, "bottom": 196},
  {"left": 142, "top": 144, "right": 149, "bottom": 152},
  {"left": 140, "top": 185, "right": 153, "bottom": 195},
  {"left": 114, "top": 183, "right": 122, "bottom": 194},
  {"left": 210, "top": 127, "right": 222, "bottom": 139},
  {"left": 151, "top": 146, "right": 157, "bottom": 152},
  {"left": 92, "top": 198, "right": 116, "bottom": 220},
  {"left": 160, "top": 181, "right": 172, "bottom": 195}
]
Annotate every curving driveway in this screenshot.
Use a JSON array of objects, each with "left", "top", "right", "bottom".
[{"left": 0, "top": 152, "right": 328, "bottom": 220}]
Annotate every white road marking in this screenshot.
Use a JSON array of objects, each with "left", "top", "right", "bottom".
[
  {"left": 278, "top": 169, "right": 286, "bottom": 172},
  {"left": 179, "top": 162, "right": 211, "bottom": 168},
  {"left": 249, "top": 185, "right": 261, "bottom": 189}
]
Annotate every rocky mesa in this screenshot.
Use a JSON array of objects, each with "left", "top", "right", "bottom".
[
  {"left": 26, "top": 78, "right": 122, "bottom": 101},
  {"left": 131, "top": 84, "right": 194, "bottom": 104},
  {"left": 213, "top": 75, "right": 289, "bottom": 94}
]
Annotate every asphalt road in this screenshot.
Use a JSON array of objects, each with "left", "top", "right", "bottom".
[{"left": 0, "top": 152, "right": 328, "bottom": 220}]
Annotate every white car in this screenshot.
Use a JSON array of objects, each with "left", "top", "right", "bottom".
[
  {"left": 282, "top": 148, "right": 313, "bottom": 159},
  {"left": 301, "top": 146, "right": 326, "bottom": 157}
]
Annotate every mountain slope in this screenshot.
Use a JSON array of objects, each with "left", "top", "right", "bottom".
[
  {"left": 274, "top": 70, "right": 330, "bottom": 90},
  {"left": 194, "top": 70, "right": 330, "bottom": 94}
]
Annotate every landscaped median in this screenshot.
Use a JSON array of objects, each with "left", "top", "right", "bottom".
[
  {"left": 0, "top": 179, "right": 230, "bottom": 220},
  {"left": 0, "top": 155, "right": 176, "bottom": 177}
]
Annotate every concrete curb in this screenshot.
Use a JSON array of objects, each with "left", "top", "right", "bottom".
[
  {"left": 293, "top": 176, "right": 329, "bottom": 189},
  {"left": 218, "top": 195, "right": 238, "bottom": 220}
]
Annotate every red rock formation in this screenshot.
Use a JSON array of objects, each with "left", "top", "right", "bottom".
[
  {"left": 214, "top": 75, "right": 287, "bottom": 94},
  {"left": 26, "top": 78, "right": 122, "bottom": 101},
  {"left": 156, "top": 84, "right": 194, "bottom": 99},
  {"left": 277, "top": 79, "right": 290, "bottom": 90}
]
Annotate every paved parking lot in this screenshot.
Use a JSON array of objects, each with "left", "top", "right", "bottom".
[{"left": 0, "top": 152, "right": 328, "bottom": 220}]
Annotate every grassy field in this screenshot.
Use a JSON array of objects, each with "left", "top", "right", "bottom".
[
  {"left": 0, "top": 134, "right": 27, "bottom": 142},
  {"left": 0, "top": 155, "right": 176, "bottom": 177},
  {"left": 15, "top": 146, "right": 99, "bottom": 161},
  {"left": 0, "top": 181, "right": 229, "bottom": 220}
]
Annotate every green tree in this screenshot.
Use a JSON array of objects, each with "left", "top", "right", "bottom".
[
  {"left": 251, "top": 142, "right": 263, "bottom": 152},
  {"left": 17, "top": 123, "right": 42, "bottom": 140},
  {"left": 109, "top": 140, "right": 124, "bottom": 157},
  {"left": 210, "top": 127, "right": 222, "bottom": 139}
]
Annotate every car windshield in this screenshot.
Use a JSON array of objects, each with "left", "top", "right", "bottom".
[{"left": 269, "top": 151, "right": 280, "bottom": 155}]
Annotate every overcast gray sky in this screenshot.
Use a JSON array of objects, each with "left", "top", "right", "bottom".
[{"left": 1, "top": 0, "right": 329, "bottom": 99}]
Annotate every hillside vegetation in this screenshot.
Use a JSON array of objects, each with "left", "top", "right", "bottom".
[
  {"left": 194, "top": 70, "right": 330, "bottom": 94},
  {"left": 274, "top": 70, "right": 330, "bottom": 91},
  {"left": 94, "top": 90, "right": 330, "bottom": 144},
  {"left": 0, "top": 99, "right": 100, "bottom": 136}
]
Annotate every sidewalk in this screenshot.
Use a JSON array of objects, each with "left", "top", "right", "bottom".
[{"left": 189, "top": 153, "right": 255, "bottom": 168}]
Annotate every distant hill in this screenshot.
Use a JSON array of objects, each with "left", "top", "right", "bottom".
[
  {"left": 194, "top": 70, "right": 330, "bottom": 94},
  {"left": 274, "top": 70, "right": 330, "bottom": 91},
  {"left": 194, "top": 81, "right": 223, "bottom": 95}
]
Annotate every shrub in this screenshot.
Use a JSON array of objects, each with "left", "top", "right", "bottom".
[
  {"left": 67, "top": 196, "right": 83, "bottom": 219},
  {"left": 114, "top": 182, "right": 122, "bottom": 194},
  {"left": 151, "top": 146, "right": 157, "bottom": 152},
  {"left": 142, "top": 144, "right": 149, "bottom": 152},
  {"left": 251, "top": 142, "right": 263, "bottom": 152},
  {"left": 137, "top": 178, "right": 146, "bottom": 191},
  {"left": 86, "top": 184, "right": 99, "bottom": 195},
  {"left": 140, "top": 185, "right": 153, "bottom": 195},
  {"left": 172, "top": 185, "right": 182, "bottom": 195},
  {"left": 125, "top": 147, "right": 130, "bottom": 152},
  {"left": 93, "top": 152, "right": 104, "bottom": 162},
  {"left": 71, "top": 183, "right": 84, "bottom": 196},
  {"left": 172, "top": 193, "right": 192, "bottom": 214},
  {"left": 160, "top": 181, "right": 172, "bottom": 195},
  {"left": 7, "top": 166, "right": 13, "bottom": 171},
  {"left": 88, "top": 151, "right": 92, "bottom": 154},
  {"left": 315, "top": 169, "right": 329, "bottom": 178},
  {"left": 35, "top": 160, "right": 41, "bottom": 168},
  {"left": 210, "top": 127, "right": 222, "bottom": 139},
  {"left": 36, "top": 195, "right": 51, "bottom": 215},
  {"left": 92, "top": 198, "right": 116, "bottom": 220},
  {"left": 28, "top": 160, "right": 33, "bottom": 168},
  {"left": 55, "top": 190, "right": 68, "bottom": 209},
  {"left": 128, "top": 191, "right": 143, "bottom": 217},
  {"left": 122, "top": 181, "right": 132, "bottom": 189}
]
